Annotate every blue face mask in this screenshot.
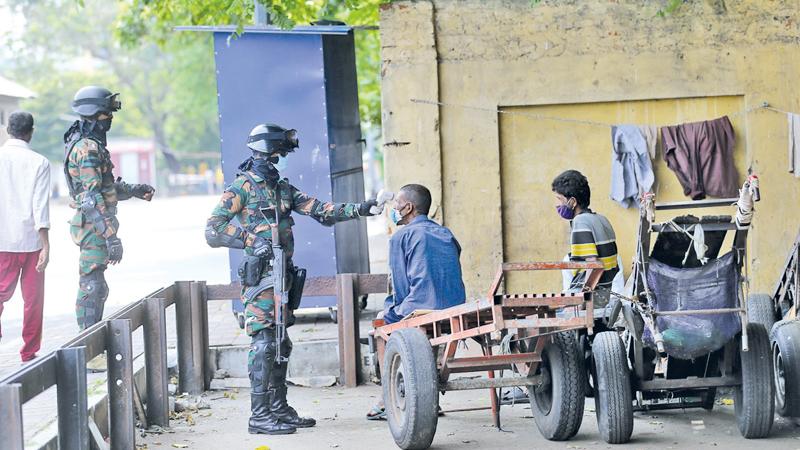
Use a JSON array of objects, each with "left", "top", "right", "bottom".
[
  {"left": 273, "top": 154, "right": 288, "bottom": 172},
  {"left": 390, "top": 208, "right": 403, "bottom": 225}
]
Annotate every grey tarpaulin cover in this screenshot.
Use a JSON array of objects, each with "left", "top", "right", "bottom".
[{"left": 643, "top": 252, "right": 741, "bottom": 360}]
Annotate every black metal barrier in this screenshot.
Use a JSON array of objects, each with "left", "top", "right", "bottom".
[{"left": 0, "top": 274, "right": 387, "bottom": 450}]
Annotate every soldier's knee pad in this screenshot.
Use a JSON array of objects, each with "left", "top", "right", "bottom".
[
  {"left": 78, "top": 271, "right": 107, "bottom": 305},
  {"left": 248, "top": 329, "right": 277, "bottom": 393}
]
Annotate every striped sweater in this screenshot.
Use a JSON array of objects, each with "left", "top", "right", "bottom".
[{"left": 569, "top": 210, "right": 619, "bottom": 290}]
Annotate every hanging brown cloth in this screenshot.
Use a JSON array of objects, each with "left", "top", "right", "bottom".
[{"left": 660, "top": 116, "right": 738, "bottom": 200}]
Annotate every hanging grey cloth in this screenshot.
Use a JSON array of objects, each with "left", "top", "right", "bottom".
[{"left": 610, "top": 125, "right": 655, "bottom": 208}]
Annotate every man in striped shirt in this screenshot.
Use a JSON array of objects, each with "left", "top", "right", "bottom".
[{"left": 552, "top": 170, "right": 619, "bottom": 307}]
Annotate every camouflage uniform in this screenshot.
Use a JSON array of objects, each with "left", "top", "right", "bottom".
[
  {"left": 207, "top": 171, "right": 361, "bottom": 336},
  {"left": 65, "top": 137, "right": 132, "bottom": 329}
]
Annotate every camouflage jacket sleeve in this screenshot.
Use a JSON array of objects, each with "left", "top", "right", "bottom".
[
  {"left": 290, "top": 183, "right": 360, "bottom": 226},
  {"left": 72, "top": 139, "right": 118, "bottom": 236},
  {"left": 206, "top": 177, "right": 258, "bottom": 246}
]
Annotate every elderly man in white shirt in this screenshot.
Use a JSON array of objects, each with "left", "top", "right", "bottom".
[{"left": 0, "top": 111, "right": 50, "bottom": 362}]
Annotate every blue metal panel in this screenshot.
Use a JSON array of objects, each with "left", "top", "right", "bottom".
[{"left": 214, "top": 31, "right": 336, "bottom": 308}]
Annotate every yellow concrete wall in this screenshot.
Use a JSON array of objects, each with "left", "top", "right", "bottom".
[
  {"left": 499, "top": 96, "right": 747, "bottom": 291},
  {"left": 380, "top": 0, "right": 800, "bottom": 299}
]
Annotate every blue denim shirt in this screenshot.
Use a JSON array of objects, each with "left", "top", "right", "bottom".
[{"left": 384, "top": 215, "right": 466, "bottom": 323}]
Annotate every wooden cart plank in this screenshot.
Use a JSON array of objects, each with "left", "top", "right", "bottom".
[
  {"left": 504, "top": 317, "right": 587, "bottom": 329},
  {"left": 445, "top": 374, "right": 545, "bottom": 391},
  {"left": 446, "top": 352, "right": 542, "bottom": 370}
]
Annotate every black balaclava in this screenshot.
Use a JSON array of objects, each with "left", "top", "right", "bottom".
[
  {"left": 64, "top": 116, "right": 112, "bottom": 147},
  {"left": 239, "top": 153, "right": 280, "bottom": 185}
]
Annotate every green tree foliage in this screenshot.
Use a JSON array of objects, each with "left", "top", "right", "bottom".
[
  {"left": 117, "top": 0, "right": 385, "bottom": 128},
  {"left": 2, "top": 0, "right": 219, "bottom": 164}
]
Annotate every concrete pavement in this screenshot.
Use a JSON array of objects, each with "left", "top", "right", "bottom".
[{"left": 139, "top": 384, "right": 800, "bottom": 450}]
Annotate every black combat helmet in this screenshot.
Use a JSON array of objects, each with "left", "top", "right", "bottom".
[
  {"left": 247, "top": 123, "right": 299, "bottom": 155},
  {"left": 71, "top": 86, "right": 121, "bottom": 117}
]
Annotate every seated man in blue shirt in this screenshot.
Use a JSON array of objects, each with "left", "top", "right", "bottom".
[
  {"left": 383, "top": 184, "right": 467, "bottom": 323},
  {"left": 366, "top": 183, "right": 466, "bottom": 419}
]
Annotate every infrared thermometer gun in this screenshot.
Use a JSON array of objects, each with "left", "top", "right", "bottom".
[{"left": 370, "top": 189, "right": 395, "bottom": 215}]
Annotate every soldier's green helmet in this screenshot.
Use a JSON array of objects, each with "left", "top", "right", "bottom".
[
  {"left": 246, "top": 123, "right": 299, "bottom": 155},
  {"left": 71, "top": 86, "right": 122, "bottom": 117}
]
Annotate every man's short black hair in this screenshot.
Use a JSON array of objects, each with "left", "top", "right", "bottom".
[
  {"left": 7, "top": 111, "right": 34, "bottom": 138},
  {"left": 552, "top": 170, "right": 591, "bottom": 208},
  {"left": 400, "top": 183, "right": 432, "bottom": 215}
]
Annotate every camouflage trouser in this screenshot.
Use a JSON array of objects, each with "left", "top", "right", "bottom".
[
  {"left": 244, "top": 287, "right": 276, "bottom": 336},
  {"left": 70, "top": 216, "right": 109, "bottom": 330},
  {"left": 242, "top": 269, "right": 296, "bottom": 336}
]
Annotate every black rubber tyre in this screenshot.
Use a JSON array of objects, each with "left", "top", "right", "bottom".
[
  {"left": 734, "top": 323, "right": 774, "bottom": 439},
  {"left": 771, "top": 320, "right": 800, "bottom": 417},
  {"left": 592, "top": 332, "right": 633, "bottom": 444},
  {"left": 382, "top": 328, "right": 439, "bottom": 450},
  {"left": 747, "top": 293, "right": 776, "bottom": 333},
  {"left": 529, "top": 332, "right": 586, "bottom": 440},
  {"left": 236, "top": 312, "right": 245, "bottom": 329}
]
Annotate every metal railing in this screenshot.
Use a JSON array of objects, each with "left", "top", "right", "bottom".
[{"left": 0, "top": 273, "right": 387, "bottom": 450}]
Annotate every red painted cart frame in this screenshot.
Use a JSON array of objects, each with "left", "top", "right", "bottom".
[{"left": 374, "top": 260, "right": 605, "bottom": 427}]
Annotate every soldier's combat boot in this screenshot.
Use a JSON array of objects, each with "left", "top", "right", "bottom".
[
  {"left": 270, "top": 385, "right": 316, "bottom": 428},
  {"left": 248, "top": 329, "right": 295, "bottom": 435},
  {"left": 248, "top": 392, "right": 296, "bottom": 435},
  {"left": 270, "top": 335, "right": 316, "bottom": 428}
]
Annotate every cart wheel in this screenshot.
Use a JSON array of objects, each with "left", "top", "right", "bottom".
[
  {"left": 529, "top": 332, "right": 586, "bottom": 440},
  {"left": 237, "top": 313, "right": 245, "bottom": 330},
  {"left": 747, "top": 293, "right": 776, "bottom": 332},
  {"left": 382, "top": 328, "right": 438, "bottom": 450},
  {"left": 771, "top": 320, "right": 800, "bottom": 417},
  {"left": 701, "top": 387, "right": 716, "bottom": 411},
  {"left": 734, "top": 323, "right": 774, "bottom": 438},
  {"left": 592, "top": 332, "right": 633, "bottom": 444}
]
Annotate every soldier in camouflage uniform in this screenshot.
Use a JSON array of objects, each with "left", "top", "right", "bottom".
[
  {"left": 206, "top": 123, "right": 377, "bottom": 435},
  {"left": 64, "top": 86, "right": 155, "bottom": 330}
]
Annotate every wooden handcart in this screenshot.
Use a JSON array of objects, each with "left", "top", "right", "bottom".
[{"left": 374, "top": 261, "right": 604, "bottom": 450}]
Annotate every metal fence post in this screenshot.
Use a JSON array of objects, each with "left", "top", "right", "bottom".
[
  {"left": 197, "top": 281, "right": 213, "bottom": 390},
  {"left": 175, "top": 281, "right": 194, "bottom": 394},
  {"left": 56, "top": 346, "right": 89, "bottom": 450},
  {"left": 0, "top": 383, "right": 24, "bottom": 450},
  {"left": 336, "top": 273, "right": 361, "bottom": 387},
  {"left": 176, "top": 281, "right": 205, "bottom": 395},
  {"left": 107, "top": 319, "right": 135, "bottom": 449},
  {"left": 189, "top": 282, "right": 206, "bottom": 393},
  {"left": 144, "top": 297, "right": 169, "bottom": 427}
]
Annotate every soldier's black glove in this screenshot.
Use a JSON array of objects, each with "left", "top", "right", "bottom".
[
  {"left": 106, "top": 236, "right": 123, "bottom": 264},
  {"left": 358, "top": 199, "right": 379, "bottom": 217},
  {"left": 251, "top": 236, "right": 273, "bottom": 259},
  {"left": 131, "top": 184, "right": 155, "bottom": 201}
]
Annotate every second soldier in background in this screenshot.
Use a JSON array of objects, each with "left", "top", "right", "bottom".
[
  {"left": 63, "top": 86, "right": 155, "bottom": 334},
  {"left": 205, "top": 123, "right": 377, "bottom": 435}
]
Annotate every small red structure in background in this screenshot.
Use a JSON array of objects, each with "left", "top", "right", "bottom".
[{"left": 107, "top": 138, "right": 156, "bottom": 187}]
